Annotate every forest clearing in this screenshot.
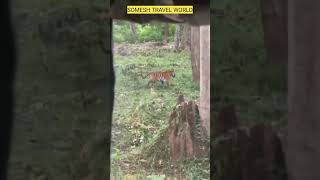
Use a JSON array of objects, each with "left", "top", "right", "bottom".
[{"left": 111, "top": 22, "right": 210, "bottom": 179}]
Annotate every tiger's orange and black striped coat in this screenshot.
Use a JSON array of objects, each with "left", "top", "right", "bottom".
[{"left": 144, "top": 70, "right": 176, "bottom": 87}]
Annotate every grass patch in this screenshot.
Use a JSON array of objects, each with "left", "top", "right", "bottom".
[{"left": 111, "top": 45, "right": 208, "bottom": 179}]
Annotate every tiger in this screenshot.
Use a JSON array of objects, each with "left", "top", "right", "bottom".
[{"left": 144, "top": 70, "right": 176, "bottom": 87}]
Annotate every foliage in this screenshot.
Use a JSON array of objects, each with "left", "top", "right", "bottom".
[{"left": 113, "top": 21, "right": 176, "bottom": 43}]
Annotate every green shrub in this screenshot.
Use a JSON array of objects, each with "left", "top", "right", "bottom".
[{"left": 113, "top": 21, "right": 176, "bottom": 43}]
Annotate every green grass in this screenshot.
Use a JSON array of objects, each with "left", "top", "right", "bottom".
[{"left": 111, "top": 47, "right": 208, "bottom": 179}]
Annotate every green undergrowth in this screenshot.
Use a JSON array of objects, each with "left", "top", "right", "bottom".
[
  {"left": 113, "top": 21, "right": 176, "bottom": 43},
  {"left": 111, "top": 46, "right": 209, "bottom": 179}
]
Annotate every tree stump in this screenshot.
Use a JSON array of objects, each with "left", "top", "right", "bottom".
[
  {"left": 167, "top": 94, "right": 208, "bottom": 161},
  {"left": 213, "top": 105, "right": 287, "bottom": 180}
]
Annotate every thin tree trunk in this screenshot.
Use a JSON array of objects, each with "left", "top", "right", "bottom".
[
  {"left": 163, "top": 23, "right": 169, "bottom": 44},
  {"left": 130, "top": 22, "right": 137, "bottom": 42},
  {"left": 180, "top": 24, "right": 191, "bottom": 50},
  {"left": 190, "top": 26, "right": 200, "bottom": 83},
  {"left": 199, "top": 25, "right": 210, "bottom": 136},
  {"left": 174, "top": 24, "right": 181, "bottom": 51}
]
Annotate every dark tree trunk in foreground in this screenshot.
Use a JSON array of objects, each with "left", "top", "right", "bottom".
[
  {"left": 213, "top": 105, "right": 287, "bottom": 180},
  {"left": 287, "top": 1, "right": 320, "bottom": 179},
  {"left": 260, "top": 0, "right": 287, "bottom": 64},
  {"left": 8, "top": 6, "right": 113, "bottom": 180}
]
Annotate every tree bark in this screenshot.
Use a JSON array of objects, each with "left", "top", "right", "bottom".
[
  {"left": 260, "top": 0, "right": 288, "bottom": 64},
  {"left": 287, "top": 1, "right": 320, "bottom": 179},
  {"left": 130, "top": 22, "right": 137, "bottom": 42},
  {"left": 163, "top": 23, "right": 169, "bottom": 44},
  {"left": 190, "top": 26, "right": 200, "bottom": 83},
  {"left": 174, "top": 24, "right": 182, "bottom": 51},
  {"left": 180, "top": 24, "right": 190, "bottom": 50},
  {"left": 199, "top": 25, "right": 210, "bottom": 136}
]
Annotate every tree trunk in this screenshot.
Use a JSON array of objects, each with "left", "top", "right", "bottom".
[
  {"left": 287, "top": 1, "right": 320, "bottom": 179},
  {"left": 174, "top": 24, "right": 182, "bottom": 51},
  {"left": 190, "top": 26, "right": 200, "bottom": 83},
  {"left": 180, "top": 24, "right": 190, "bottom": 50},
  {"left": 260, "top": 0, "right": 287, "bottom": 64},
  {"left": 130, "top": 22, "right": 137, "bottom": 42},
  {"left": 163, "top": 23, "right": 169, "bottom": 44},
  {"left": 199, "top": 25, "right": 210, "bottom": 136}
]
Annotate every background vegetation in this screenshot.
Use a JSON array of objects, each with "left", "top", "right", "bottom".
[{"left": 113, "top": 21, "right": 176, "bottom": 43}]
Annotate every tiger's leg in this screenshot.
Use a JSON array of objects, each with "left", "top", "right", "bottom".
[
  {"left": 159, "top": 77, "right": 165, "bottom": 85},
  {"left": 161, "top": 79, "right": 169, "bottom": 87},
  {"left": 147, "top": 80, "right": 155, "bottom": 87}
]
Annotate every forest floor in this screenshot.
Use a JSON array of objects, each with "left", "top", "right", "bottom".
[{"left": 111, "top": 42, "right": 210, "bottom": 180}]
